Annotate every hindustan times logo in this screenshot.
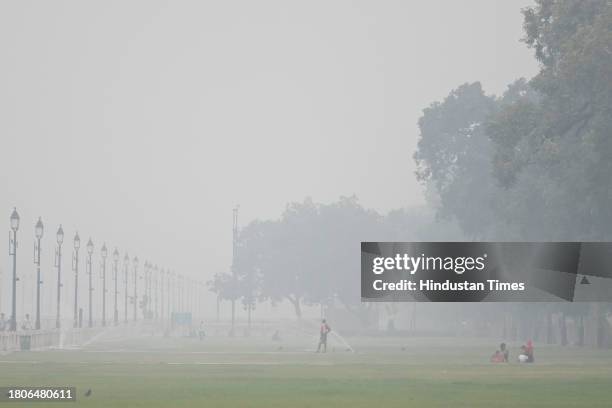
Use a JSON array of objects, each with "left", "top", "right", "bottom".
[{"left": 372, "top": 253, "right": 487, "bottom": 275}]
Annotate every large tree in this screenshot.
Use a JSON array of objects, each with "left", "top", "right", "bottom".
[
  {"left": 413, "top": 0, "right": 612, "bottom": 346},
  {"left": 490, "top": 0, "right": 612, "bottom": 240},
  {"left": 415, "top": 0, "right": 612, "bottom": 241}
]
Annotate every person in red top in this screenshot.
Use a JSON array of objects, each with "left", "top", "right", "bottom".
[
  {"left": 316, "top": 319, "right": 332, "bottom": 353},
  {"left": 490, "top": 350, "right": 505, "bottom": 363}
]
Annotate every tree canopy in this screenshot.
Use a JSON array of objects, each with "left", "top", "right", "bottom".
[{"left": 415, "top": 0, "right": 612, "bottom": 241}]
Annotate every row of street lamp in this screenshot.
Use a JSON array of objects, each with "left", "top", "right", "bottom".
[{"left": 7, "top": 208, "right": 204, "bottom": 332}]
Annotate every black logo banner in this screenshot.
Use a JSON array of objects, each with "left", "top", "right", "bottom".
[{"left": 361, "top": 242, "right": 612, "bottom": 302}]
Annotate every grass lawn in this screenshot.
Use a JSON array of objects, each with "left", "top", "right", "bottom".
[{"left": 0, "top": 335, "right": 611, "bottom": 407}]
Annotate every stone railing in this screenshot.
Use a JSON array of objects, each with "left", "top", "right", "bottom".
[{"left": 0, "top": 327, "right": 104, "bottom": 352}]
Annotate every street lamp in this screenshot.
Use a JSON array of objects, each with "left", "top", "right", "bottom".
[
  {"left": 72, "top": 232, "right": 80, "bottom": 328},
  {"left": 145, "top": 261, "right": 151, "bottom": 319},
  {"left": 167, "top": 269, "right": 172, "bottom": 320},
  {"left": 179, "top": 274, "right": 184, "bottom": 312},
  {"left": 133, "top": 256, "right": 139, "bottom": 321},
  {"left": 154, "top": 265, "right": 159, "bottom": 320},
  {"left": 34, "top": 217, "right": 44, "bottom": 330},
  {"left": 123, "top": 253, "right": 129, "bottom": 323},
  {"left": 112, "top": 247, "right": 118, "bottom": 325},
  {"left": 100, "top": 244, "right": 108, "bottom": 327},
  {"left": 86, "top": 239, "right": 94, "bottom": 328},
  {"left": 9, "top": 208, "right": 20, "bottom": 331},
  {"left": 146, "top": 261, "right": 151, "bottom": 319},
  {"left": 143, "top": 261, "right": 149, "bottom": 319},
  {"left": 55, "top": 225, "right": 64, "bottom": 329},
  {"left": 159, "top": 266, "right": 164, "bottom": 320},
  {"left": 166, "top": 270, "right": 171, "bottom": 318}
]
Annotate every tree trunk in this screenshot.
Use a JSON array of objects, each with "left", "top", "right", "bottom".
[
  {"left": 287, "top": 296, "right": 302, "bottom": 320},
  {"left": 589, "top": 303, "right": 607, "bottom": 349},
  {"left": 577, "top": 315, "right": 584, "bottom": 347},
  {"left": 596, "top": 304, "right": 605, "bottom": 348},
  {"left": 216, "top": 295, "right": 220, "bottom": 323},
  {"left": 559, "top": 312, "right": 567, "bottom": 346},
  {"left": 546, "top": 312, "right": 554, "bottom": 344},
  {"left": 247, "top": 305, "right": 252, "bottom": 336}
]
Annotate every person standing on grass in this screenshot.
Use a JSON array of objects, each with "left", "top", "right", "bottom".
[
  {"left": 526, "top": 340, "right": 534, "bottom": 363},
  {"left": 316, "top": 319, "right": 331, "bottom": 353}
]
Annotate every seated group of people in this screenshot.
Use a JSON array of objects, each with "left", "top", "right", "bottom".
[{"left": 490, "top": 340, "right": 534, "bottom": 363}]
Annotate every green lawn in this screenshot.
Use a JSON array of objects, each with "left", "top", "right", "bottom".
[{"left": 1, "top": 336, "right": 611, "bottom": 407}]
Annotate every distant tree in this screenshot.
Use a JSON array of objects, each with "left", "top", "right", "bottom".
[
  {"left": 233, "top": 197, "right": 383, "bottom": 323},
  {"left": 207, "top": 272, "right": 239, "bottom": 306},
  {"left": 312, "top": 196, "right": 382, "bottom": 326},
  {"left": 233, "top": 220, "right": 268, "bottom": 325},
  {"left": 233, "top": 205, "right": 313, "bottom": 320}
]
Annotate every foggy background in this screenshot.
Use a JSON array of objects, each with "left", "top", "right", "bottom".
[{"left": 0, "top": 0, "right": 537, "bottom": 318}]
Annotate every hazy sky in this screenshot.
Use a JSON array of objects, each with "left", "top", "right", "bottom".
[{"left": 0, "top": 1, "right": 538, "bottom": 313}]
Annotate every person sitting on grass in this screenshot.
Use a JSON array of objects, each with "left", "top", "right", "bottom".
[
  {"left": 500, "top": 342, "right": 509, "bottom": 362},
  {"left": 490, "top": 349, "right": 505, "bottom": 363},
  {"left": 518, "top": 341, "right": 535, "bottom": 363},
  {"left": 518, "top": 345, "right": 529, "bottom": 363},
  {"left": 490, "top": 342, "right": 510, "bottom": 363},
  {"left": 316, "top": 319, "right": 331, "bottom": 353}
]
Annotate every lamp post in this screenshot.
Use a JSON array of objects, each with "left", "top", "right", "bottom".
[
  {"left": 86, "top": 239, "right": 94, "bottom": 328},
  {"left": 9, "top": 208, "right": 20, "bottom": 331},
  {"left": 169, "top": 271, "right": 174, "bottom": 316},
  {"left": 174, "top": 272, "right": 178, "bottom": 314},
  {"left": 143, "top": 261, "right": 149, "bottom": 318},
  {"left": 112, "top": 248, "right": 118, "bottom": 325},
  {"left": 182, "top": 276, "right": 186, "bottom": 313},
  {"left": 182, "top": 275, "right": 186, "bottom": 312},
  {"left": 231, "top": 206, "right": 238, "bottom": 335},
  {"left": 159, "top": 267, "right": 164, "bottom": 320},
  {"left": 34, "top": 217, "right": 43, "bottom": 330},
  {"left": 154, "top": 265, "right": 159, "bottom": 320},
  {"left": 100, "top": 244, "right": 108, "bottom": 327},
  {"left": 133, "top": 256, "right": 139, "bottom": 321},
  {"left": 147, "top": 264, "right": 154, "bottom": 319},
  {"left": 179, "top": 274, "right": 184, "bottom": 312},
  {"left": 146, "top": 262, "right": 151, "bottom": 318},
  {"left": 123, "top": 253, "right": 129, "bottom": 323},
  {"left": 55, "top": 225, "right": 64, "bottom": 329},
  {"left": 177, "top": 273, "right": 181, "bottom": 312},
  {"left": 185, "top": 277, "right": 190, "bottom": 313},
  {"left": 176, "top": 274, "right": 181, "bottom": 312},
  {"left": 166, "top": 271, "right": 172, "bottom": 319},
  {"left": 72, "top": 232, "right": 80, "bottom": 328},
  {"left": 201, "top": 282, "right": 205, "bottom": 319}
]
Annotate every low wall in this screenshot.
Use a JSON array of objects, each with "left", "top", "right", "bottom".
[{"left": 0, "top": 327, "right": 104, "bottom": 352}]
